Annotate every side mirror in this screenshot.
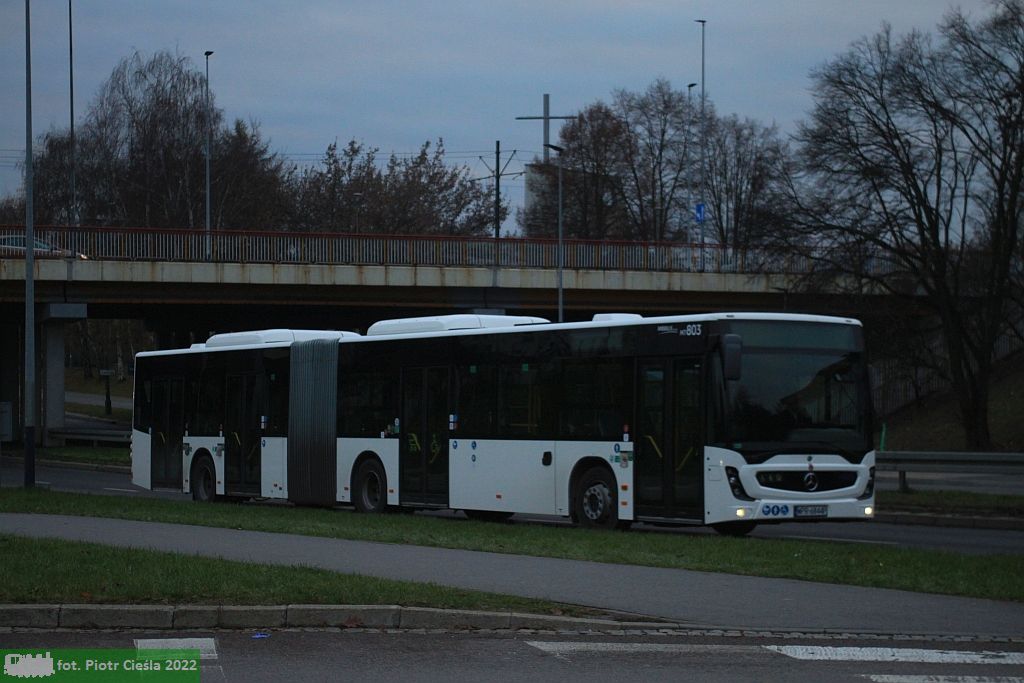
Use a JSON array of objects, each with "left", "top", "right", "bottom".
[{"left": 721, "top": 333, "right": 742, "bottom": 381}]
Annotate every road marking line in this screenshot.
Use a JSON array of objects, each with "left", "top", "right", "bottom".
[
  {"left": 863, "top": 676, "right": 1024, "bottom": 683},
  {"left": 526, "top": 642, "right": 762, "bottom": 655},
  {"left": 134, "top": 638, "right": 218, "bottom": 660},
  {"left": 767, "top": 646, "right": 1024, "bottom": 665}
]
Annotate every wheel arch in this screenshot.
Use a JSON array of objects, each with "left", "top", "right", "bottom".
[
  {"left": 189, "top": 448, "right": 219, "bottom": 501},
  {"left": 568, "top": 457, "right": 616, "bottom": 514},
  {"left": 350, "top": 450, "right": 385, "bottom": 491}
]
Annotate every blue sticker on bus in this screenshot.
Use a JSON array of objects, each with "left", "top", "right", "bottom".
[
  {"left": 452, "top": 441, "right": 458, "bottom": 449},
  {"left": 762, "top": 504, "right": 790, "bottom": 517}
]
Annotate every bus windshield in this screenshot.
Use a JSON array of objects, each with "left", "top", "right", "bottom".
[{"left": 709, "top": 322, "right": 872, "bottom": 463}]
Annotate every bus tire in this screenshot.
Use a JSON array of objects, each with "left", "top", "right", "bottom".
[
  {"left": 191, "top": 455, "right": 218, "bottom": 503},
  {"left": 353, "top": 458, "right": 387, "bottom": 514},
  {"left": 574, "top": 466, "right": 619, "bottom": 530},
  {"left": 711, "top": 521, "right": 757, "bottom": 537}
]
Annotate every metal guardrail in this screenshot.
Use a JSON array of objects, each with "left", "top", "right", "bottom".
[
  {"left": 876, "top": 451, "right": 1024, "bottom": 492},
  {"left": 0, "top": 225, "right": 886, "bottom": 275},
  {"left": 49, "top": 428, "right": 131, "bottom": 446}
]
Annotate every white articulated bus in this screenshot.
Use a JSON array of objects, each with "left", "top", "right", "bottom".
[{"left": 131, "top": 312, "right": 875, "bottom": 535}]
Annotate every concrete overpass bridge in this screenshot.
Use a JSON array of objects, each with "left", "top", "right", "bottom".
[
  {"left": 0, "top": 225, "right": 882, "bottom": 444},
  {"left": 0, "top": 225, "right": 853, "bottom": 329}
]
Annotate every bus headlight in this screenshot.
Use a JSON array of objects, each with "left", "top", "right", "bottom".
[
  {"left": 863, "top": 506, "right": 874, "bottom": 516},
  {"left": 735, "top": 507, "right": 752, "bottom": 518},
  {"left": 725, "top": 466, "right": 753, "bottom": 501}
]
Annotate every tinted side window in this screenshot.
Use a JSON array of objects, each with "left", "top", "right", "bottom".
[
  {"left": 264, "top": 349, "right": 290, "bottom": 436},
  {"left": 456, "top": 363, "right": 497, "bottom": 436},
  {"left": 339, "top": 367, "right": 399, "bottom": 437},
  {"left": 133, "top": 360, "right": 151, "bottom": 432},
  {"left": 194, "top": 364, "right": 224, "bottom": 436},
  {"left": 497, "top": 361, "right": 556, "bottom": 438},
  {"left": 560, "top": 358, "right": 632, "bottom": 440}
]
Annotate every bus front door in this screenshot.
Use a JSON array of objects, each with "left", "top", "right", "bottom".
[
  {"left": 400, "top": 366, "right": 450, "bottom": 506},
  {"left": 150, "top": 377, "right": 184, "bottom": 489},
  {"left": 634, "top": 358, "right": 703, "bottom": 520},
  {"left": 224, "top": 372, "right": 261, "bottom": 496}
]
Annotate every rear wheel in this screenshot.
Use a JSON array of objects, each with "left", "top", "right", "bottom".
[
  {"left": 353, "top": 459, "right": 387, "bottom": 513},
  {"left": 711, "top": 521, "right": 757, "bottom": 537},
  {"left": 190, "top": 456, "right": 218, "bottom": 503},
  {"left": 573, "top": 467, "right": 620, "bottom": 530}
]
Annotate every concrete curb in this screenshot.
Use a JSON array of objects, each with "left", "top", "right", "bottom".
[
  {"left": 0, "top": 604, "right": 667, "bottom": 633},
  {"left": 1, "top": 604, "right": 1020, "bottom": 642}
]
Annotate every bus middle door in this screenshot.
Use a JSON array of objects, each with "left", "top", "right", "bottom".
[
  {"left": 224, "top": 372, "right": 261, "bottom": 496},
  {"left": 400, "top": 366, "right": 450, "bottom": 506}
]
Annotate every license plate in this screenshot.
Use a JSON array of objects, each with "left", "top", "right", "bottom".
[{"left": 794, "top": 505, "right": 828, "bottom": 518}]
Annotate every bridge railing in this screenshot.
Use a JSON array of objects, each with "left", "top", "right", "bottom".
[{"left": 0, "top": 225, "right": 834, "bottom": 274}]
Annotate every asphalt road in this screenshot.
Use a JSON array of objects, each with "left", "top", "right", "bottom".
[
  {"left": 3, "top": 629, "right": 1024, "bottom": 683},
  {"left": 3, "top": 460, "right": 1022, "bottom": 556}
]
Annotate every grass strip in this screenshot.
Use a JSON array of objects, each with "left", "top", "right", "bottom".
[
  {"left": 877, "top": 490, "right": 1024, "bottom": 516},
  {"left": 1, "top": 489, "right": 1020, "bottom": 602},
  {"left": 0, "top": 534, "right": 586, "bottom": 615}
]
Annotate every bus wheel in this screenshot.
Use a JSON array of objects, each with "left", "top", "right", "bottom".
[
  {"left": 711, "top": 521, "right": 757, "bottom": 537},
  {"left": 464, "top": 510, "right": 514, "bottom": 523},
  {"left": 574, "top": 467, "right": 619, "bottom": 530},
  {"left": 353, "top": 459, "right": 387, "bottom": 514},
  {"left": 191, "top": 456, "right": 217, "bottom": 503}
]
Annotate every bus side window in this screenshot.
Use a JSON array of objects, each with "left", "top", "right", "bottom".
[
  {"left": 194, "top": 369, "right": 224, "bottom": 436},
  {"left": 456, "top": 364, "right": 496, "bottom": 436},
  {"left": 133, "top": 378, "right": 152, "bottom": 432},
  {"left": 498, "top": 362, "right": 556, "bottom": 438},
  {"left": 339, "top": 367, "right": 397, "bottom": 437}
]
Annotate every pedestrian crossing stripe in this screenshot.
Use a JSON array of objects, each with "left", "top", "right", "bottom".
[
  {"left": 134, "top": 638, "right": 218, "bottom": 660},
  {"left": 765, "top": 646, "right": 1024, "bottom": 665}
]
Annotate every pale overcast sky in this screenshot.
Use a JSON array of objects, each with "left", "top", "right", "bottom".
[{"left": 0, "top": 0, "right": 992, "bottom": 215}]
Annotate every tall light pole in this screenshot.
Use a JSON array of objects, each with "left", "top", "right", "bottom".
[
  {"left": 24, "top": 0, "right": 36, "bottom": 487},
  {"left": 544, "top": 143, "right": 565, "bottom": 323},
  {"left": 695, "top": 19, "right": 707, "bottom": 270},
  {"left": 204, "top": 50, "right": 213, "bottom": 259},
  {"left": 68, "top": 0, "right": 75, "bottom": 226},
  {"left": 687, "top": 82, "right": 697, "bottom": 243}
]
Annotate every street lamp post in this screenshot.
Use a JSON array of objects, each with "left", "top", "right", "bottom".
[
  {"left": 545, "top": 143, "right": 565, "bottom": 323},
  {"left": 204, "top": 50, "right": 213, "bottom": 259},
  {"left": 68, "top": 0, "right": 75, "bottom": 226},
  {"left": 695, "top": 19, "right": 707, "bottom": 270},
  {"left": 24, "top": 0, "right": 36, "bottom": 487}
]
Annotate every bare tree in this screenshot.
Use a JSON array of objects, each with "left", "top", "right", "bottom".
[
  {"left": 291, "top": 139, "right": 499, "bottom": 236},
  {"left": 704, "top": 115, "right": 790, "bottom": 253},
  {"left": 520, "top": 103, "right": 632, "bottom": 239},
  {"left": 614, "top": 79, "right": 698, "bottom": 242},
  {"left": 785, "top": 2, "right": 1024, "bottom": 448}
]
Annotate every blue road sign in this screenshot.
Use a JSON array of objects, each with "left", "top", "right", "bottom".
[{"left": 695, "top": 203, "right": 706, "bottom": 223}]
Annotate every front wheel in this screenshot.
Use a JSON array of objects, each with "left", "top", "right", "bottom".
[
  {"left": 353, "top": 459, "right": 388, "bottom": 513},
  {"left": 573, "top": 467, "right": 620, "bottom": 530},
  {"left": 190, "top": 456, "right": 218, "bottom": 503}
]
